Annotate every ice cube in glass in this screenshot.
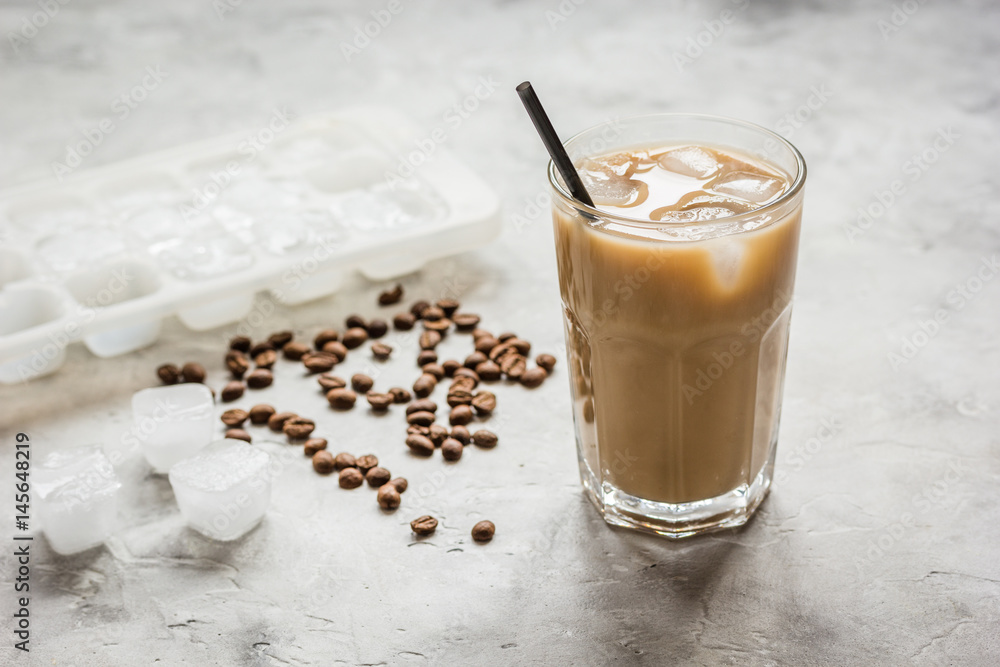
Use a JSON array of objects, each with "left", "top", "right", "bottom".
[
  {"left": 131, "top": 383, "right": 215, "bottom": 473},
  {"left": 35, "top": 447, "right": 120, "bottom": 555}
]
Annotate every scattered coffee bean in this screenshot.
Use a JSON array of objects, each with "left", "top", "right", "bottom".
[
  {"left": 229, "top": 336, "right": 252, "bottom": 353},
  {"left": 303, "top": 353, "right": 337, "bottom": 373},
  {"left": 475, "top": 337, "right": 500, "bottom": 354},
  {"left": 406, "top": 399, "right": 438, "bottom": 415},
  {"left": 268, "top": 330, "right": 294, "bottom": 348},
  {"left": 464, "top": 351, "right": 487, "bottom": 369},
  {"left": 410, "top": 515, "right": 438, "bottom": 536},
  {"left": 390, "top": 478, "right": 408, "bottom": 493},
  {"left": 221, "top": 409, "right": 248, "bottom": 427},
  {"left": 393, "top": 312, "right": 416, "bottom": 330},
  {"left": 225, "top": 428, "right": 252, "bottom": 443},
  {"left": 367, "top": 318, "right": 388, "bottom": 339},
  {"left": 379, "top": 283, "right": 404, "bottom": 305},
  {"left": 406, "top": 434, "right": 435, "bottom": 456},
  {"left": 345, "top": 314, "right": 367, "bottom": 330},
  {"left": 313, "top": 450, "right": 336, "bottom": 475},
  {"left": 536, "top": 354, "right": 557, "bottom": 372},
  {"left": 304, "top": 438, "right": 328, "bottom": 456},
  {"left": 447, "top": 389, "right": 473, "bottom": 407},
  {"left": 472, "top": 328, "right": 493, "bottom": 339},
  {"left": 334, "top": 452, "right": 357, "bottom": 470},
  {"left": 317, "top": 374, "right": 347, "bottom": 391},
  {"left": 249, "top": 404, "right": 276, "bottom": 425},
  {"left": 367, "top": 392, "right": 394, "bottom": 411},
  {"left": 442, "top": 359, "right": 461, "bottom": 377},
  {"left": 500, "top": 354, "right": 527, "bottom": 379},
  {"left": 450, "top": 375, "right": 478, "bottom": 393},
  {"left": 365, "top": 466, "right": 392, "bottom": 488},
  {"left": 342, "top": 327, "right": 368, "bottom": 349},
  {"left": 488, "top": 342, "right": 516, "bottom": 362},
  {"left": 452, "top": 313, "right": 481, "bottom": 331},
  {"left": 322, "top": 341, "right": 349, "bottom": 362},
  {"left": 413, "top": 373, "right": 437, "bottom": 398},
  {"left": 268, "top": 411, "right": 297, "bottom": 431},
  {"left": 327, "top": 388, "right": 357, "bottom": 410},
  {"left": 339, "top": 467, "right": 364, "bottom": 488},
  {"left": 314, "top": 329, "right": 339, "bottom": 349},
  {"left": 429, "top": 423, "right": 449, "bottom": 447},
  {"left": 250, "top": 341, "right": 274, "bottom": 357},
  {"left": 497, "top": 332, "right": 516, "bottom": 342},
  {"left": 371, "top": 341, "right": 393, "bottom": 360},
  {"left": 417, "top": 350, "right": 438, "bottom": 367},
  {"left": 442, "top": 438, "right": 464, "bottom": 461},
  {"left": 182, "top": 362, "right": 206, "bottom": 384},
  {"left": 389, "top": 387, "right": 412, "bottom": 404},
  {"left": 472, "top": 429, "right": 498, "bottom": 448},
  {"left": 520, "top": 367, "right": 547, "bottom": 388},
  {"left": 471, "top": 391, "right": 496, "bottom": 415},
  {"left": 475, "top": 360, "right": 501, "bottom": 382},
  {"left": 351, "top": 373, "right": 374, "bottom": 393},
  {"left": 407, "top": 424, "right": 430, "bottom": 438},
  {"left": 225, "top": 350, "right": 250, "bottom": 378},
  {"left": 422, "top": 305, "right": 445, "bottom": 321},
  {"left": 377, "top": 484, "right": 401, "bottom": 510},
  {"left": 510, "top": 338, "right": 532, "bottom": 355},
  {"left": 283, "top": 341, "right": 310, "bottom": 361},
  {"left": 453, "top": 368, "right": 480, "bottom": 384},
  {"left": 423, "top": 318, "right": 451, "bottom": 332},
  {"left": 221, "top": 381, "right": 244, "bottom": 402},
  {"left": 356, "top": 454, "right": 379, "bottom": 473},
  {"left": 284, "top": 417, "right": 316, "bottom": 440},
  {"left": 436, "top": 299, "right": 460, "bottom": 317},
  {"left": 422, "top": 363, "right": 445, "bottom": 380},
  {"left": 247, "top": 368, "right": 273, "bottom": 389},
  {"left": 450, "top": 425, "right": 471, "bottom": 445},
  {"left": 449, "top": 405, "right": 474, "bottom": 426},
  {"left": 157, "top": 363, "right": 182, "bottom": 385},
  {"left": 410, "top": 300, "right": 431, "bottom": 317},
  {"left": 407, "top": 411, "right": 436, "bottom": 427},
  {"left": 472, "top": 520, "right": 495, "bottom": 542},
  {"left": 419, "top": 330, "right": 441, "bottom": 350}
]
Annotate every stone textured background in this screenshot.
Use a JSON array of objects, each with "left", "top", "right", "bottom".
[{"left": 0, "top": 0, "right": 997, "bottom": 664}]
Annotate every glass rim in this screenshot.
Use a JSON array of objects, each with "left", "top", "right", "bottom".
[{"left": 547, "top": 112, "right": 807, "bottom": 228}]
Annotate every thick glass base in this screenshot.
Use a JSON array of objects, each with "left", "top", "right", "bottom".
[{"left": 579, "top": 438, "right": 776, "bottom": 539}]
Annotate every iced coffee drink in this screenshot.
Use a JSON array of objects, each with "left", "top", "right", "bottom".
[{"left": 550, "top": 114, "right": 806, "bottom": 537}]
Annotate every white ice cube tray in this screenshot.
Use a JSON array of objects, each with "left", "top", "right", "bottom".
[{"left": 0, "top": 106, "right": 500, "bottom": 383}]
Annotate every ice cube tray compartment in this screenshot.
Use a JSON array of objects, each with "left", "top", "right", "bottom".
[{"left": 0, "top": 107, "right": 500, "bottom": 381}]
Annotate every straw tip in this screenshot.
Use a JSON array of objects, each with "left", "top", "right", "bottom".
[{"left": 515, "top": 81, "right": 532, "bottom": 93}]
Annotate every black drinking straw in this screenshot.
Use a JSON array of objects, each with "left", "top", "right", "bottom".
[{"left": 516, "top": 81, "right": 595, "bottom": 208}]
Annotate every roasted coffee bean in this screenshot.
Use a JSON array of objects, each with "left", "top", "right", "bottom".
[
  {"left": 377, "top": 484, "right": 401, "bottom": 510},
  {"left": 268, "top": 330, "right": 294, "bottom": 348},
  {"left": 366, "top": 392, "right": 394, "bottom": 411},
  {"left": 283, "top": 417, "right": 316, "bottom": 440},
  {"left": 488, "top": 342, "right": 516, "bottom": 362},
  {"left": 268, "top": 411, "right": 297, "bottom": 431},
  {"left": 283, "top": 341, "right": 310, "bottom": 361},
  {"left": 442, "top": 359, "right": 461, "bottom": 377},
  {"left": 247, "top": 368, "right": 273, "bottom": 389},
  {"left": 221, "top": 381, "right": 244, "bottom": 402},
  {"left": 510, "top": 338, "right": 532, "bottom": 355},
  {"left": 327, "top": 388, "right": 357, "bottom": 410},
  {"left": 312, "top": 450, "right": 336, "bottom": 475},
  {"left": 225, "top": 428, "right": 252, "bottom": 443},
  {"left": 497, "top": 332, "right": 517, "bottom": 342},
  {"left": 413, "top": 373, "right": 437, "bottom": 398},
  {"left": 322, "top": 341, "right": 349, "bottom": 362},
  {"left": 520, "top": 367, "right": 547, "bottom": 388},
  {"left": 452, "top": 313, "right": 481, "bottom": 331},
  {"left": 471, "top": 391, "right": 496, "bottom": 415},
  {"left": 304, "top": 438, "right": 328, "bottom": 456},
  {"left": 314, "top": 329, "right": 339, "bottom": 349},
  {"left": 464, "top": 351, "right": 487, "bottom": 369},
  {"left": 182, "top": 362, "right": 206, "bottom": 384},
  {"left": 334, "top": 452, "right": 357, "bottom": 470},
  {"left": 253, "top": 349, "right": 277, "bottom": 369},
  {"left": 475, "top": 336, "right": 500, "bottom": 354},
  {"left": 250, "top": 341, "right": 274, "bottom": 357},
  {"left": 317, "top": 373, "right": 347, "bottom": 391},
  {"left": 472, "top": 328, "right": 493, "bottom": 340},
  {"left": 449, "top": 405, "right": 474, "bottom": 426},
  {"left": 229, "top": 336, "right": 252, "bottom": 353},
  {"left": 351, "top": 373, "right": 374, "bottom": 393},
  {"left": 356, "top": 454, "right": 379, "bottom": 473},
  {"left": 500, "top": 354, "right": 527, "bottom": 379},
  {"left": 423, "top": 318, "right": 451, "bottom": 333},
  {"left": 406, "top": 434, "right": 435, "bottom": 456},
  {"left": 417, "top": 350, "right": 438, "bottom": 367},
  {"left": 225, "top": 350, "right": 250, "bottom": 378},
  {"left": 446, "top": 389, "right": 473, "bottom": 407},
  {"left": 422, "top": 363, "right": 445, "bottom": 380},
  {"left": 475, "top": 360, "right": 501, "bottom": 382},
  {"left": 389, "top": 387, "right": 412, "bottom": 404},
  {"left": 410, "top": 515, "right": 438, "bottom": 535},
  {"left": 303, "top": 353, "right": 337, "bottom": 373},
  {"left": 221, "top": 408, "right": 248, "bottom": 427},
  {"left": 419, "top": 330, "right": 442, "bottom": 350},
  {"left": 441, "top": 438, "right": 464, "bottom": 461},
  {"left": 371, "top": 341, "right": 393, "bottom": 360},
  {"left": 378, "top": 283, "right": 404, "bottom": 306},
  {"left": 393, "top": 312, "right": 416, "bottom": 330},
  {"left": 345, "top": 314, "right": 367, "bottom": 330},
  {"left": 421, "top": 305, "right": 445, "bottom": 321},
  {"left": 339, "top": 467, "right": 364, "bottom": 488},
  {"left": 157, "top": 363, "right": 182, "bottom": 385},
  {"left": 390, "top": 478, "right": 408, "bottom": 493},
  {"left": 536, "top": 354, "right": 557, "bottom": 372},
  {"left": 450, "top": 375, "right": 478, "bottom": 393},
  {"left": 472, "top": 520, "right": 495, "bottom": 542},
  {"left": 342, "top": 327, "right": 368, "bottom": 349},
  {"left": 367, "top": 318, "right": 388, "bottom": 339},
  {"left": 406, "top": 399, "right": 438, "bottom": 415},
  {"left": 410, "top": 300, "right": 431, "bottom": 317},
  {"left": 453, "top": 367, "right": 480, "bottom": 384},
  {"left": 407, "top": 411, "right": 436, "bottom": 426},
  {"left": 428, "top": 423, "right": 449, "bottom": 447},
  {"left": 436, "top": 298, "right": 460, "bottom": 317},
  {"left": 249, "top": 404, "right": 276, "bottom": 425},
  {"left": 450, "top": 425, "right": 471, "bottom": 445},
  {"left": 365, "top": 466, "right": 392, "bottom": 488},
  {"left": 407, "top": 424, "right": 431, "bottom": 438},
  {"left": 472, "top": 429, "right": 498, "bottom": 448}
]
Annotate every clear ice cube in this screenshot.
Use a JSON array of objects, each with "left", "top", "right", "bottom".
[
  {"left": 154, "top": 224, "right": 255, "bottom": 281},
  {"left": 168, "top": 438, "right": 272, "bottom": 541},
  {"left": 131, "top": 384, "right": 215, "bottom": 473},
  {"left": 711, "top": 170, "right": 784, "bottom": 204},
  {"left": 577, "top": 155, "right": 648, "bottom": 208},
  {"left": 337, "top": 182, "right": 443, "bottom": 233},
  {"left": 655, "top": 146, "right": 721, "bottom": 179},
  {"left": 36, "top": 226, "right": 126, "bottom": 272},
  {"left": 221, "top": 178, "right": 301, "bottom": 213},
  {"left": 35, "top": 447, "right": 120, "bottom": 555}
]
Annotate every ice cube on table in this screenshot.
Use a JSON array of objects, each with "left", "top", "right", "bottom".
[
  {"left": 168, "top": 438, "right": 272, "bottom": 541},
  {"left": 35, "top": 447, "right": 120, "bottom": 555},
  {"left": 655, "top": 146, "right": 722, "bottom": 179},
  {"left": 132, "top": 384, "right": 215, "bottom": 473},
  {"left": 710, "top": 170, "right": 785, "bottom": 204}
]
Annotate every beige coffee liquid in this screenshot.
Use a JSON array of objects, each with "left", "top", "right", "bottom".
[{"left": 554, "top": 144, "right": 801, "bottom": 504}]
